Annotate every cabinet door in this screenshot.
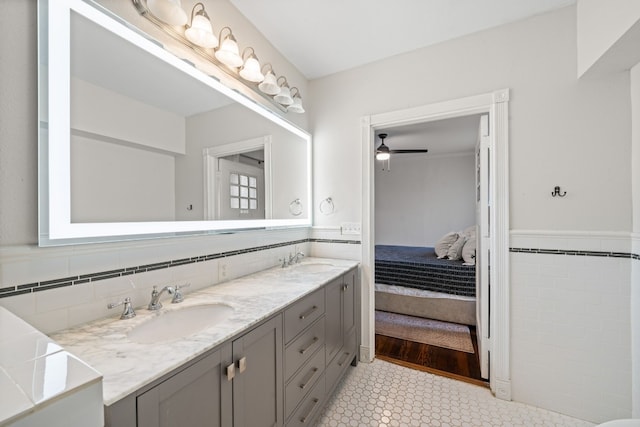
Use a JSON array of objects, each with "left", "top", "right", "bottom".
[
  {"left": 232, "top": 315, "right": 283, "bottom": 427},
  {"left": 342, "top": 269, "right": 356, "bottom": 336},
  {"left": 324, "top": 277, "right": 342, "bottom": 363},
  {"left": 137, "top": 345, "right": 232, "bottom": 427}
]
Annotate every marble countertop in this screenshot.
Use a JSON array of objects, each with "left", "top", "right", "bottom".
[
  {"left": 0, "top": 307, "right": 102, "bottom": 425},
  {"left": 49, "top": 257, "right": 358, "bottom": 406}
]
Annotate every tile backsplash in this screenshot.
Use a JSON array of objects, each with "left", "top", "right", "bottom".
[{"left": 0, "top": 227, "right": 361, "bottom": 334}]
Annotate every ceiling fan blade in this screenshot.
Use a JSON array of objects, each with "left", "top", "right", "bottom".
[{"left": 389, "top": 149, "right": 429, "bottom": 154}]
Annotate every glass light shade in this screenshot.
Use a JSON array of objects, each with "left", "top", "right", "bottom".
[
  {"left": 239, "top": 55, "right": 264, "bottom": 82},
  {"left": 215, "top": 36, "right": 243, "bottom": 68},
  {"left": 288, "top": 96, "right": 305, "bottom": 113},
  {"left": 274, "top": 85, "right": 293, "bottom": 106},
  {"left": 258, "top": 71, "right": 281, "bottom": 95},
  {"left": 376, "top": 151, "right": 390, "bottom": 161},
  {"left": 185, "top": 14, "right": 218, "bottom": 48},
  {"left": 147, "top": 0, "right": 187, "bottom": 26}
]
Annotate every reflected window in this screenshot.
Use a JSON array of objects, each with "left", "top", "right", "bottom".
[{"left": 230, "top": 172, "right": 258, "bottom": 214}]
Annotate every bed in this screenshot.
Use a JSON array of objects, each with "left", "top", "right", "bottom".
[{"left": 375, "top": 245, "right": 477, "bottom": 325}]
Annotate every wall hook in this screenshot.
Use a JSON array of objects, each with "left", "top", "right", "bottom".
[{"left": 551, "top": 186, "right": 566, "bottom": 197}]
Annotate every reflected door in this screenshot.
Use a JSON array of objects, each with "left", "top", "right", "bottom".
[{"left": 217, "top": 158, "right": 265, "bottom": 220}]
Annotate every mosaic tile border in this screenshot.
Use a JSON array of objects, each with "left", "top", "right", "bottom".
[
  {"left": 0, "top": 238, "right": 362, "bottom": 299},
  {"left": 511, "top": 247, "right": 640, "bottom": 260}
]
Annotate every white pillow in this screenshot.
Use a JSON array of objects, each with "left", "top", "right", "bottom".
[
  {"left": 462, "top": 235, "right": 476, "bottom": 265},
  {"left": 447, "top": 234, "right": 467, "bottom": 261},
  {"left": 434, "top": 231, "right": 459, "bottom": 259},
  {"left": 463, "top": 225, "right": 476, "bottom": 238}
]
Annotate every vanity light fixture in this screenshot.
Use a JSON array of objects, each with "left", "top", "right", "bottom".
[
  {"left": 258, "top": 64, "right": 281, "bottom": 95},
  {"left": 133, "top": 0, "right": 304, "bottom": 114},
  {"left": 287, "top": 87, "right": 305, "bottom": 113},
  {"left": 215, "top": 27, "right": 243, "bottom": 68},
  {"left": 239, "top": 47, "right": 265, "bottom": 83},
  {"left": 273, "top": 76, "right": 294, "bottom": 106},
  {"left": 184, "top": 2, "right": 218, "bottom": 49},
  {"left": 146, "top": 0, "right": 187, "bottom": 26}
]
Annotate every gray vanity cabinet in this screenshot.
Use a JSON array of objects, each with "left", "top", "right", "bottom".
[
  {"left": 137, "top": 345, "right": 232, "bottom": 427},
  {"left": 231, "top": 315, "right": 283, "bottom": 427},
  {"left": 325, "top": 268, "right": 358, "bottom": 394},
  {"left": 105, "top": 266, "right": 359, "bottom": 427},
  {"left": 133, "top": 315, "right": 282, "bottom": 427}
]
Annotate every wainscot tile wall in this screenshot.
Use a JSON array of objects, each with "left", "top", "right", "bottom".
[
  {"left": 510, "top": 231, "right": 635, "bottom": 423},
  {"left": 0, "top": 228, "right": 361, "bottom": 334}
]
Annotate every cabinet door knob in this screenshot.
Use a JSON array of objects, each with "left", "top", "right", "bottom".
[
  {"left": 237, "top": 356, "right": 247, "bottom": 374},
  {"left": 299, "top": 305, "right": 318, "bottom": 320},
  {"left": 226, "top": 363, "right": 235, "bottom": 381},
  {"left": 299, "top": 367, "right": 319, "bottom": 390},
  {"left": 299, "top": 398, "right": 320, "bottom": 423},
  {"left": 299, "top": 336, "right": 319, "bottom": 355}
]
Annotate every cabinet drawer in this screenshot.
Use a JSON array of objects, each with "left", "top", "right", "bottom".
[
  {"left": 285, "top": 317, "right": 325, "bottom": 380},
  {"left": 284, "top": 289, "right": 325, "bottom": 344},
  {"left": 286, "top": 374, "right": 325, "bottom": 427},
  {"left": 285, "top": 346, "right": 325, "bottom": 419},
  {"left": 325, "top": 329, "right": 356, "bottom": 394}
]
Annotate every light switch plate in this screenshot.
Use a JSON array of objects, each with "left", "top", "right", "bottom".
[{"left": 341, "top": 222, "right": 361, "bottom": 235}]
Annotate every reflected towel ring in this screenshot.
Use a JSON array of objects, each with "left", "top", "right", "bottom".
[
  {"left": 319, "top": 197, "right": 334, "bottom": 215},
  {"left": 289, "top": 198, "right": 303, "bottom": 216}
]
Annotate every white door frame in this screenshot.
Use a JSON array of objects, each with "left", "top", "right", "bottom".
[
  {"left": 360, "top": 89, "right": 511, "bottom": 399},
  {"left": 203, "top": 136, "right": 273, "bottom": 220}
]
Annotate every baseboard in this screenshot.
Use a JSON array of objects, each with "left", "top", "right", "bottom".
[
  {"left": 493, "top": 378, "right": 512, "bottom": 401},
  {"left": 360, "top": 345, "right": 374, "bottom": 362}
]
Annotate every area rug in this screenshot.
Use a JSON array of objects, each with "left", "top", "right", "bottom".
[{"left": 375, "top": 310, "right": 474, "bottom": 353}]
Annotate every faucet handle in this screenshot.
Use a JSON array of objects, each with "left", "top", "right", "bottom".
[
  {"left": 107, "top": 297, "right": 136, "bottom": 320},
  {"left": 171, "top": 283, "right": 191, "bottom": 304}
]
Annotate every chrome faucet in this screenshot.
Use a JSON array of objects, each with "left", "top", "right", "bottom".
[
  {"left": 290, "top": 251, "right": 305, "bottom": 264},
  {"left": 107, "top": 297, "right": 136, "bottom": 319},
  {"left": 148, "top": 285, "right": 175, "bottom": 311},
  {"left": 170, "top": 283, "right": 191, "bottom": 304}
]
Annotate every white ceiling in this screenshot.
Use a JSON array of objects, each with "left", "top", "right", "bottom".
[
  {"left": 377, "top": 114, "right": 482, "bottom": 156},
  {"left": 230, "top": 0, "right": 575, "bottom": 79}
]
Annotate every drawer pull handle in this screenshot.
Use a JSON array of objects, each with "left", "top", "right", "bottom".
[
  {"left": 299, "top": 336, "right": 319, "bottom": 355},
  {"left": 299, "top": 398, "right": 320, "bottom": 424},
  {"left": 238, "top": 356, "right": 247, "bottom": 374},
  {"left": 299, "top": 367, "right": 319, "bottom": 390},
  {"left": 337, "top": 351, "right": 351, "bottom": 367},
  {"left": 342, "top": 284, "right": 349, "bottom": 291},
  {"left": 226, "top": 363, "right": 235, "bottom": 381},
  {"left": 299, "top": 305, "right": 318, "bottom": 320}
]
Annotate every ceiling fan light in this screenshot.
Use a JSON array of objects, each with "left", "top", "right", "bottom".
[
  {"left": 185, "top": 7, "right": 218, "bottom": 48},
  {"left": 376, "top": 150, "right": 390, "bottom": 161},
  {"left": 215, "top": 29, "right": 243, "bottom": 68},
  {"left": 258, "top": 70, "right": 281, "bottom": 95},
  {"left": 147, "top": 0, "right": 188, "bottom": 26}
]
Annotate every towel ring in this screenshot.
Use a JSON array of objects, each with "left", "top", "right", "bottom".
[
  {"left": 319, "top": 197, "right": 334, "bottom": 215},
  {"left": 289, "top": 198, "right": 303, "bottom": 216}
]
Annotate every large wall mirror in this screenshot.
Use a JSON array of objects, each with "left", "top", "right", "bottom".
[{"left": 38, "top": 0, "right": 311, "bottom": 245}]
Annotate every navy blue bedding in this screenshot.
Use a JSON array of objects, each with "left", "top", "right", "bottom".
[{"left": 375, "top": 245, "right": 476, "bottom": 297}]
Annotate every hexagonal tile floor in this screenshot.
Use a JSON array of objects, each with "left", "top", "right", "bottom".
[{"left": 316, "top": 359, "right": 594, "bottom": 427}]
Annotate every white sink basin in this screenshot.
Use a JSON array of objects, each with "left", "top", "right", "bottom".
[
  {"left": 292, "top": 263, "right": 336, "bottom": 273},
  {"left": 128, "top": 303, "right": 234, "bottom": 344}
]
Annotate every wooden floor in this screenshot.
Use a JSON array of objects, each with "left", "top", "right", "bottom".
[{"left": 375, "top": 326, "right": 488, "bottom": 387}]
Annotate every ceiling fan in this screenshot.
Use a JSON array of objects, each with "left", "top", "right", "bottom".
[{"left": 375, "top": 133, "right": 429, "bottom": 160}]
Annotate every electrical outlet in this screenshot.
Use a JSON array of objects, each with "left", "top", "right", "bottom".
[
  {"left": 341, "top": 222, "right": 361, "bottom": 235},
  {"left": 219, "top": 261, "right": 229, "bottom": 281}
]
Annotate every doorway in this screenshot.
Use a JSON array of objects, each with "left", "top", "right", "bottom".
[
  {"left": 360, "top": 89, "right": 511, "bottom": 399},
  {"left": 372, "top": 114, "right": 486, "bottom": 384}
]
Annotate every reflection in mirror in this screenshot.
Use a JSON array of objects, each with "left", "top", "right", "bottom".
[{"left": 39, "top": 0, "right": 311, "bottom": 245}]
